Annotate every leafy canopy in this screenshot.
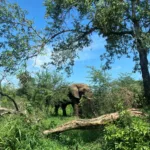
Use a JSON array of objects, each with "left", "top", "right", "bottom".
[
  {"left": 0, "top": 1, "right": 45, "bottom": 74},
  {"left": 44, "top": 0, "right": 150, "bottom": 73}
]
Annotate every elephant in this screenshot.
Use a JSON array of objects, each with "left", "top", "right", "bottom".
[{"left": 54, "top": 83, "right": 93, "bottom": 116}]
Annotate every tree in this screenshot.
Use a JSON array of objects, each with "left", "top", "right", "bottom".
[
  {"left": 35, "top": 70, "right": 70, "bottom": 107},
  {"left": 16, "top": 69, "right": 69, "bottom": 110},
  {"left": 17, "top": 71, "right": 35, "bottom": 101},
  {"left": 44, "top": 0, "right": 150, "bottom": 104},
  {"left": 0, "top": 1, "right": 45, "bottom": 74},
  {"left": 0, "top": 0, "right": 47, "bottom": 109}
]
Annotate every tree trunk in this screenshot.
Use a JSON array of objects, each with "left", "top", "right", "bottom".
[
  {"left": 132, "top": 0, "right": 150, "bottom": 105},
  {"left": 43, "top": 108, "right": 145, "bottom": 135},
  {"left": 138, "top": 48, "right": 150, "bottom": 105}
]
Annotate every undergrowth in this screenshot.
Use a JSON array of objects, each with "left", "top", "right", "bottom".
[{"left": 0, "top": 108, "right": 149, "bottom": 150}]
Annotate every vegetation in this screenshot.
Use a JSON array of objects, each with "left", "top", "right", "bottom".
[
  {"left": 80, "top": 67, "right": 143, "bottom": 118},
  {"left": 0, "top": 1, "right": 45, "bottom": 73},
  {"left": 44, "top": 0, "right": 150, "bottom": 104},
  {"left": 0, "top": 67, "right": 149, "bottom": 149},
  {"left": 102, "top": 114, "right": 150, "bottom": 150},
  {"left": 16, "top": 70, "right": 70, "bottom": 109},
  {"left": 0, "top": 0, "right": 150, "bottom": 149}
]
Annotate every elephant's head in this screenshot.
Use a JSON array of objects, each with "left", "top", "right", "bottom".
[{"left": 69, "top": 83, "right": 92, "bottom": 100}]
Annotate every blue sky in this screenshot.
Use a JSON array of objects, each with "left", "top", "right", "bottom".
[{"left": 9, "top": 0, "right": 141, "bottom": 84}]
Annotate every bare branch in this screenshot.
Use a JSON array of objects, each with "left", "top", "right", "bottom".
[{"left": 0, "top": 91, "right": 19, "bottom": 111}]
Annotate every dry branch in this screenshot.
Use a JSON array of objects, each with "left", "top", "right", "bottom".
[
  {"left": 0, "top": 91, "right": 19, "bottom": 111},
  {"left": 0, "top": 107, "right": 24, "bottom": 116},
  {"left": 43, "top": 108, "right": 145, "bottom": 135}
]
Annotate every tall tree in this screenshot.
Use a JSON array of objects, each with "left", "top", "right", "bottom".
[{"left": 44, "top": 0, "right": 150, "bottom": 104}]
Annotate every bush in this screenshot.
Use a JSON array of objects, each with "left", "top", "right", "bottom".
[
  {"left": 102, "top": 117, "right": 150, "bottom": 150},
  {"left": 0, "top": 115, "right": 41, "bottom": 150},
  {"left": 0, "top": 115, "right": 73, "bottom": 150},
  {"left": 82, "top": 67, "right": 144, "bottom": 118}
]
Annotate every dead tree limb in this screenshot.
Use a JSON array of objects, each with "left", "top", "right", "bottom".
[
  {"left": 43, "top": 108, "right": 145, "bottom": 135},
  {"left": 0, "top": 107, "right": 25, "bottom": 116},
  {"left": 0, "top": 91, "right": 19, "bottom": 111},
  {"left": 0, "top": 107, "right": 17, "bottom": 116}
]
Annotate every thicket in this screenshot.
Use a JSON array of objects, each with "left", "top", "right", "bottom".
[
  {"left": 0, "top": 1, "right": 150, "bottom": 149},
  {"left": 0, "top": 68, "right": 149, "bottom": 150},
  {"left": 80, "top": 67, "right": 144, "bottom": 118},
  {"left": 16, "top": 70, "right": 70, "bottom": 111},
  {"left": 103, "top": 117, "right": 150, "bottom": 150}
]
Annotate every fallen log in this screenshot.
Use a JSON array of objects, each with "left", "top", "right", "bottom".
[
  {"left": 43, "top": 108, "right": 145, "bottom": 135},
  {"left": 0, "top": 107, "right": 24, "bottom": 116}
]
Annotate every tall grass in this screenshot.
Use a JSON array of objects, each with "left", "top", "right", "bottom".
[{"left": 0, "top": 108, "right": 104, "bottom": 150}]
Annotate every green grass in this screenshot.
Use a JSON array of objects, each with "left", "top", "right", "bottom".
[
  {"left": 0, "top": 107, "right": 104, "bottom": 150},
  {"left": 0, "top": 106, "right": 149, "bottom": 150}
]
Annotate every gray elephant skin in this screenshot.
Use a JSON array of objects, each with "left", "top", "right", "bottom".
[{"left": 54, "top": 83, "right": 92, "bottom": 116}]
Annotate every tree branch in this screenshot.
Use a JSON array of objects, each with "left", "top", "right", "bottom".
[
  {"left": 0, "top": 107, "right": 25, "bottom": 116},
  {"left": 0, "top": 107, "right": 17, "bottom": 116},
  {"left": 47, "top": 29, "right": 75, "bottom": 42},
  {"left": 0, "top": 91, "right": 19, "bottom": 111},
  {"left": 46, "top": 26, "right": 97, "bottom": 44},
  {"left": 43, "top": 108, "right": 145, "bottom": 135},
  {"left": 105, "top": 30, "right": 134, "bottom": 36},
  {"left": 78, "top": 27, "right": 98, "bottom": 40}
]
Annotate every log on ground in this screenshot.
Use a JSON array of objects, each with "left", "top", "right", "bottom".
[
  {"left": 0, "top": 107, "right": 24, "bottom": 116},
  {"left": 43, "top": 108, "right": 145, "bottom": 135}
]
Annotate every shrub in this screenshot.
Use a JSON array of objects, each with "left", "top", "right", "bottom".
[
  {"left": 83, "top": 67, "right": 144, "bottom": 118},
  {"left": 102, "top": 117, "right": 150, "bottom": 150},
  {"left": 0, "top": 115, "right": 40, "bottom": 150}
]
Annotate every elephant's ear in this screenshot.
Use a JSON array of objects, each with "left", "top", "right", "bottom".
[{"left": 70, "top": 84, "right": 80, "bottom": 99}]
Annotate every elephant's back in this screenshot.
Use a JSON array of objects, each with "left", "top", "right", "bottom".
[{"left": 70, "top": 83, "right": 88, "bottom": 88}]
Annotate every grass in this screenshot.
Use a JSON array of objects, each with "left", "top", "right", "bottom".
[
  {"left": 0, "top": 106, "right": 104, "bottom": 150},
  {"left": 0, "top": 104, "right": 149, "bottom": 150}
]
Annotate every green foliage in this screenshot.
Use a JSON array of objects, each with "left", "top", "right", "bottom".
[
  {"left": 16, "top": 70, "right": 70, "bottom": 111},
  {"left": 81, "top": 67, "right": 143, "bottom": 118},
  {"left": 86, "top": 67, "right": 113, "bottom": 116},
  {"left": 34, "top": 70, "right": 70, "bottom": 108},
  {"left": 102, "top": 117, "right": 150, "bottom": 150},
  {"left": 0, "top": 84, "right": 17, "bottom": 108},
  {"left": 79, "top": 96, "right": 95, "bottom": 118},
  {"left": 44, "top": 0, "right": 150, "bottom": 73},
  {"left": 44, "top": 0, "right": 150, "bottom": 104},
  {"left": 0, "top": 109, "right": 78, "bottom": 150},
  {"left": 0, "top": 115, "right": 40, "bottom": 150},
  {"left": 17, "top": 71, "right": 35, "bottom": 101},
  {"left": 0, "top": 93, "right": 149, "bottom": 150},
  {"left": 0, "top": 1, "right": 44, "bottom": 74},
  {"left": 113, "top": 73, "right": 144, "bottom": 107},
  {"left": 0, "top": 113, "right": 103, "bottom": 150},
  {"left": 52, "top": 85, "right": 70, "bottom": 105}
]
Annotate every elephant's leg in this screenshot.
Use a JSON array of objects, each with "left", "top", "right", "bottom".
[
  {"left": 71, "top": 103, "right": 75, "bottom": 115},
  {"left": 72, "top": 103, "right": 79, "bottom": 116},
  {"left": 75, "top": 103, "right": 79, "bottom": 116},
  {"left": 61, "top": 104, "right": 67, "bottom": 116},
  {"left": 54, "top": 105, "right": 59, "bottom": 115},
  {"left": 78, "top": 104, "right": 82, "bottom": 116}
]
